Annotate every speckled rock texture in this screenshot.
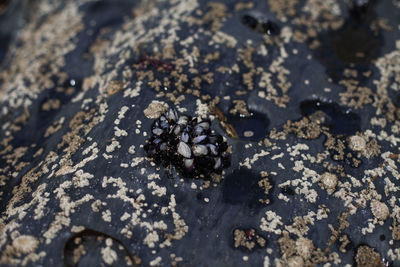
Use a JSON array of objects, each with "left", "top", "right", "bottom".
[{"left": 0, "top": 0, "right": 399, "bottom": 266}]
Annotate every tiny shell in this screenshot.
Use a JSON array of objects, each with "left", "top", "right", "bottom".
[{"left": 178, "top": 141, "right": 191, "bottom": 158}]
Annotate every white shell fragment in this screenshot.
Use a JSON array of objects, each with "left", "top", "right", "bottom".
[{"left": 178, "top": 141, "right": 191, "bottom": 158}]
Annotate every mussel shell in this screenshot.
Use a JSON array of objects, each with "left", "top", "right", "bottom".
[
  {"left": 173, "top": 125, "right": 181, "bottom": 135},
  {"left": 192, "top": 144, "right": 208, "bottom": 156},
  {"left": 177, "top": 141, "right": 191, "bottom": 158},
  {"left": 207, "top": 144, "right": 218, "bottom": 155},
  {"left": 213, "top": 157, "right": 221, "bottom": 169},
  {"left": 197, "top": 121, "right": 210, "bottom": 130},
  {"left": 160, "top": 120, "right": 169, "bottom": 129},
  {"left": 181, "top": 132, "right": 189, "bottom": 143},
  {"left": 194, "top": 125, "right": 204, "bottom": 136},
  {"left": 177, "top": 116, "right": 188, "bottom": 126},
  {"left": 184, "top": 158, "right": 195, "bottom": 172},
  {"left": 193, "top": 135, "right": 207, "bottom": 144},
  {"left": 152, "top": 128, "right": 163, "bottom": 136},
  {"left": 167, "top": 108, "right": 178, "bottom": 121},
  {"left": 159, "top": 142, "right": 167, "bottom": 151}
]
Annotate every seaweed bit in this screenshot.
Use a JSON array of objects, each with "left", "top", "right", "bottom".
[{"left": 144, "top": 108, "right": 230, "bottom": 179}]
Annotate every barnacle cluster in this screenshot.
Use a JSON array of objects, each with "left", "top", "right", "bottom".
[{"left": 144, "top": 109, "right": 230, "bottom": 179}]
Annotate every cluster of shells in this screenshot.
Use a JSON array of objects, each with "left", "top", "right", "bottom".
[{"left": 145, "top": 109, "right": 230, "bottom": 178}]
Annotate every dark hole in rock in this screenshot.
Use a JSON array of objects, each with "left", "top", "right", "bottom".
[
  {"left": 222, "top": 169, "right": 267, "bottom": 209},
  {"left": 300, "top": 100, "right": 361, "bottom": 135},
  {"left": 241, "top": 13, "right": 278, "bottom": 35},
  {"left": 226, "top": 110, "right": 269, "bottom": 141},
  {"left": 64, "top": 229, "right": 139, "bottom": 267},
  {"left": 380, "top": 234, "right": 386, "bottom": 241}
]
